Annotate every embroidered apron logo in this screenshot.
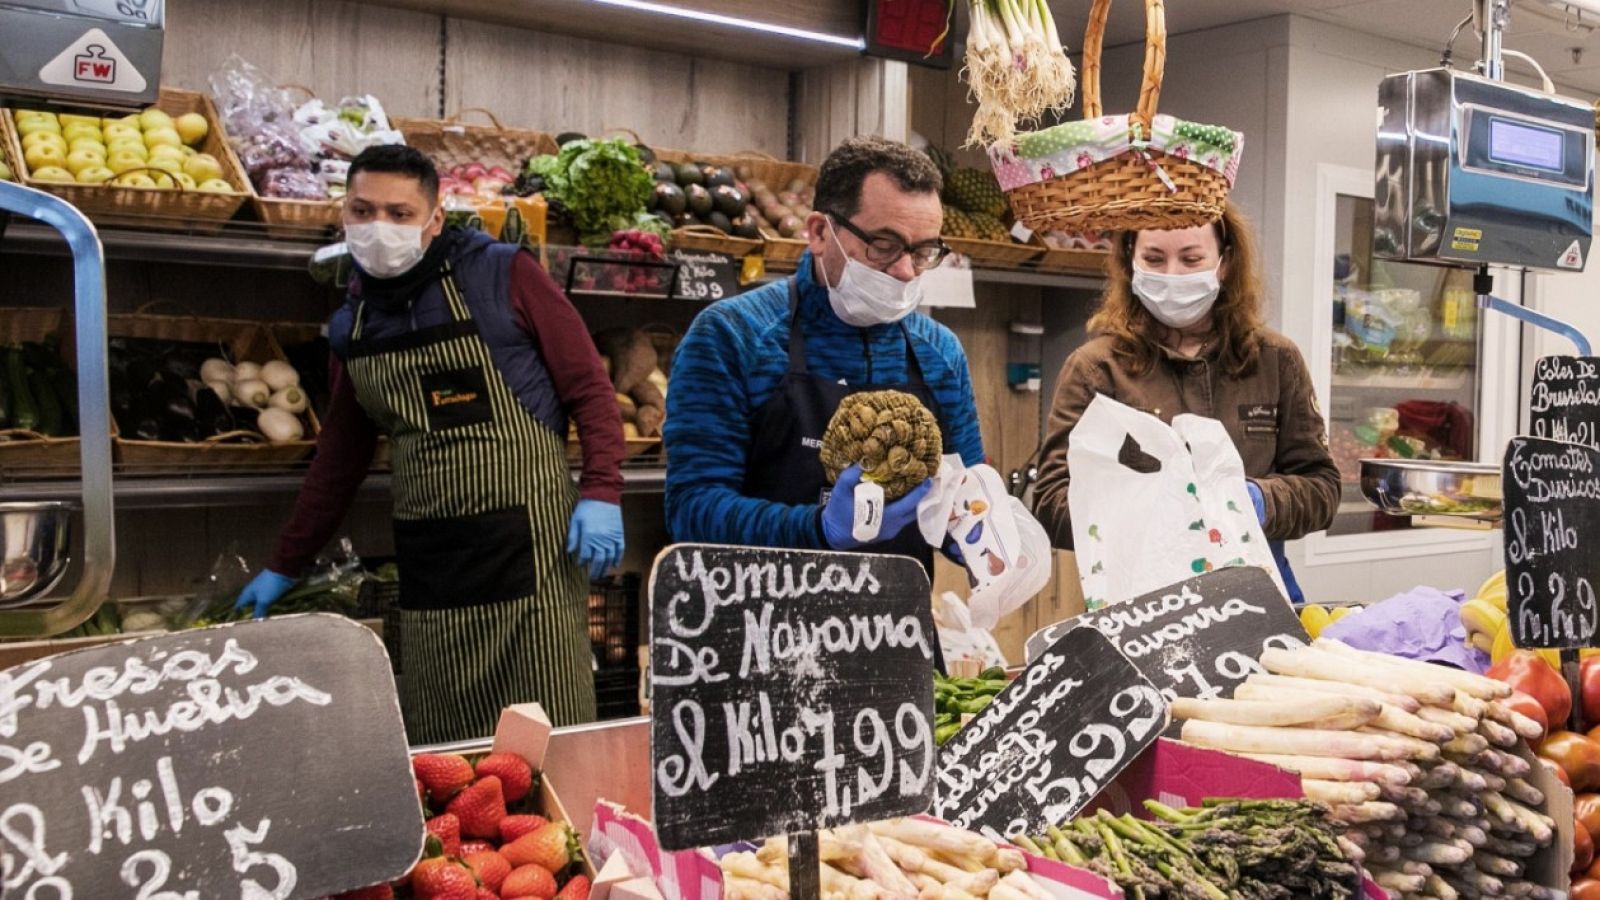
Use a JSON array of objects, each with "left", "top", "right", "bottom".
[
  {"left": 1239, "top": 403, "right": 1279, "bottom": 436},
  {"left": 431, "top": 387, "right": 481, "bottom": 407}
]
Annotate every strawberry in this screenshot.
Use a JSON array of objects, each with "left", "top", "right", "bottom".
[
  {"left": 416, "top": 777, "right": 427, "bottom": 806},
  {"left": 333, "top": 886, "right": 395, "bottom": 900},
  {"left": 447, "top": 775, "right": 507, "bottom": 840},
  {"left": 413, "top": 754, "right": 476, "bottom": 805},
  {"left": 502, "top": 864, "right": 558, "bottom": 900},
  {"left": 475, "top": 752, "right": 535, "bottom": 803},
  {"left": 499, "top": 814, "right": 549, "bottom": 845},
  {"left": 476, "top": 891, "right": 499, "bottom": 900},
  {"left": 502, "top": 822, "right": 576, "bottom": 873},
  {"left": 556, "top": 875, "right": 591, "bottom": 900},
  {"left": 465, "top": 850, "right": 513, "bottom": 893},
  {"left": 411, "top": 857, "right": 478, "bottom": 900},
  {"left": 426, "top": 814, "right": 462, "bottom": 858},
  {"left": 461, "top": 840, "right": 495, "bottom": 857}
]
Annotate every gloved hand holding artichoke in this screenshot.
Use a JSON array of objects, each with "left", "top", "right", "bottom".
[{"left": 820, "top": 390, "right": 942, "bottom": 500}]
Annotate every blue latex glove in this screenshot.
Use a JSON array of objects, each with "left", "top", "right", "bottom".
[
  {"left": 235, "top": 569, "right": 296, "bottom": 619},
  {"left": 821, "top": 465, "right": 934, "bottom": 550},
  {"left": 1246, "top": 480, "right": 1267, "bottom": 526},
  {"left": 568, "top": 499, "right": 624, "bottom": 580}
]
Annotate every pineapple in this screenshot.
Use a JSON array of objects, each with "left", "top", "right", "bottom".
[
  {"left": 967, "top": 211, "right": 1010, "bottom": 243},
  {"left": 942, "top": 206, "right": 979, "bottom": 240},
  {"left": 927, "top": 145, "right": 1007, "bottom": 218}
]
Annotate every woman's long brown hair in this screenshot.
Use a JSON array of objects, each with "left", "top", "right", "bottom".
[{"left": 1089, "top": 202, "right": 1268, "bottom": 378}]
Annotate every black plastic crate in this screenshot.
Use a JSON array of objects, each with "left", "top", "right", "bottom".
[
  {"left": 594, "top": 666, "right": 641, "bottom": 720},
  {"left": 587, "top": 573, "right": 641, "bottom": 667}
]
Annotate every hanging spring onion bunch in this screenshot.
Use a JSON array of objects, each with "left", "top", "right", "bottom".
[{"left": 959, "top": 0, "right": 1076, "bottom": 147}]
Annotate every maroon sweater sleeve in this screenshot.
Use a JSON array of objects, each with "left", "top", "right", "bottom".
[
  {"left": 268, "top": 355, "right": 380, "bottom": 576},
  {"left": 510, "top": 251, "right": 625, "bottom": 504}
]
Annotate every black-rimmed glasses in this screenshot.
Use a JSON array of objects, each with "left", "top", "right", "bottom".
[{"left": 826, "top": 211, "right": 950, "bottom": 272}]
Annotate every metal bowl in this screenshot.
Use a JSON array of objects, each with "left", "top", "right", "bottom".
[
  {"left": 1359, "top": 459, "right": 1503, "bottom": 521},
  {"left": 0, "top": 501, "right": 75, "bottom": 608}
]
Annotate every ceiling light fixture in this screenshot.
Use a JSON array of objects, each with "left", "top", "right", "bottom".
[{"left": 588, "top": 0, "right": 867, "bottom": 49}]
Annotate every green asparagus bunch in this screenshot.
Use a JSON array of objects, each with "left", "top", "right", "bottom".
[
  {"left": 1012, "top": 799, "right": 1361, "bottom": 900},
  {"left": 933, "top": 668, "right": 1009, "bottom": 745}
]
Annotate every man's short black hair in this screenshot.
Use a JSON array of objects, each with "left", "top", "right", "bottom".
[
  {"left": 814, "top": 137, "right": 942, "bottom": 220},
  {"left": 347, "top": 144, "right": 440, "bottom": 204}
]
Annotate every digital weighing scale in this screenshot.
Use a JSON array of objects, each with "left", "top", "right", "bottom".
[{"left": 0, "top": 0, "right": 165, "bottom": 110}]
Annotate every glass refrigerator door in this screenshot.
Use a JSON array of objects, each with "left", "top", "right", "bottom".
[{"left": 1325, "top": 194, "right": 1483, "bottom": 536}]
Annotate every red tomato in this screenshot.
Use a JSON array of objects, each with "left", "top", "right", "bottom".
[
  {"left": 1575, "top": 877, "right": 1600, "bottom": 900},
  {"left": 1577, "top": 814, "right": 1596, "bottom": 876}
]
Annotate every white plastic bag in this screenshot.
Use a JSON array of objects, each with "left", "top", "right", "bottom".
[
  {"left": 918, "top": 459, "right": 1054, "bottom": 628},
  {"left": 1069, "top": 394, "right": 1284, "bottom": 609},
  {"left": 935, "top": 592, "right": 1009, "bottom": 669}
]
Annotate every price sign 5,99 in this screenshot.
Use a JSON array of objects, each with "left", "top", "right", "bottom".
[{"left": 934, "top": 627, "right": 1168, "bottom": 836}]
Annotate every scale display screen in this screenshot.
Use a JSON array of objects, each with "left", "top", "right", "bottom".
[{"left": 1488, "top": 116, "right": 1566, "bottom": 172}]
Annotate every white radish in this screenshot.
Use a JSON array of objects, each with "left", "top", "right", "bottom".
[
  {"left": 1170, "top": 695, "right": 1376, "bottom": 727},
  {"left": 200, "top": 357, "right": 235, "bottom": 384},
  {"left": 235, "top": 378, "right": 271, "bottom": 409},
  {"left": 257, "top": 407, "right": 304, "bottom": 443},
  {"left": 1314, "top": 638, "right": 1511, "bottom": 699},
  {"left": 1259, "top": 647, "right": 1456, "bottom": 705},
  {"left": 1179, "top": 719, "right": 1413, "bottom": 760},
  {"left": 269, "top": 386, "right": 309, "bottom": 414},
  {"left": 1241, "top": 672, "right": 1422, "bottom": 713},
  {"left": 205, "top": 379, "right": 232, "bottom": 404},
  {"left": 261, "top": 359, "right": 300, "bottom": 391},
  {"left": 234, "top": 361, "right": 262, "bottom": 383}
]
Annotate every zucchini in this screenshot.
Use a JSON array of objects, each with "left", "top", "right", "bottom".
[
  {"left": 5, "top": 347, "right": 38, "bottom": 432},
  {"left": 49, "top": 365, "right": 77, "bottom": 436},
  {"left": 29, "top": 367, "right": 63, "bottom": 436}
]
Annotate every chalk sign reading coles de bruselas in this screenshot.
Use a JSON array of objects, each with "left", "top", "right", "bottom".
[
  {"left": 1503, "top": 436, "right": 1600, "bottom": 650},
  {"left": 1530, "top": 356, "right": 1600, "bottom": 451},
  {"left": 1023, "top": 567, "right": 1308, "bottom": 704},
  {"left": 648, "top": 544, "right": 937, "bottom": 852},
  {"left": 0, "top": 614, "right": 423, "bottom": 899}
]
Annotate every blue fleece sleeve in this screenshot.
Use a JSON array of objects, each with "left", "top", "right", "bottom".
[
  {"left": 919, "top": 320, "right": 986, "bottom": 467},
  {"left": 663, "top": 303, "right": 826, "bottom": 549}
]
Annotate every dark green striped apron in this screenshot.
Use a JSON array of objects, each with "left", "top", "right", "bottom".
[{"left": 347, "top": 262, "right": 595, "bottom": 743}]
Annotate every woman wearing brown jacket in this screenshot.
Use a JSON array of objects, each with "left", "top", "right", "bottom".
[{"left": 1033, "top": 203, "right": 1340, "bottom": 602}]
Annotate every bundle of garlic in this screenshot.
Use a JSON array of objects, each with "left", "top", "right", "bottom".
[
  {"left": 719, "top": 818, "right": 1058, "bottom": 900},
  {"left": 1170, "top": 638, "right": 1559, "bottom": 900}
]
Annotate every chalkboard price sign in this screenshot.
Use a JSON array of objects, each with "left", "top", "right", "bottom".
[
  {"left": 668, "top": 250, "right": 742, "bottom": 302},
  {"left": 1023, "top": 567, "right": 1307, "bottom": 705},
  {"left": 1504, "top": 436, "right": 1600, "bottom": 649},
  {"left": 0, "top": 614, "right": 423, "bottom": 899},
  {"left": 649, "top": 544, "right": 937, "bottom": 852},
  {"left": 935, "top": 626, "right": 1168, "bottom": 836},
  {"left": 1530, "top": 356, "right": 1600, "bottom": 451}
]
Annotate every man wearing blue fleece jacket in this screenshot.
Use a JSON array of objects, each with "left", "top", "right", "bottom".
[{"left": 664, "top": 137, "right": 985, "bottom": 575}]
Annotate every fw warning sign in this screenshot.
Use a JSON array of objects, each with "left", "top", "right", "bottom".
[{"left": 38, "top": 27, "right": 148, "bottom": 93}]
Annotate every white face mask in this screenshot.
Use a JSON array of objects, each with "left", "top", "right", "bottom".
[
  {"left": 1132, "top": 265, "right": 1222, "bottom": 329},
  {"left": 820, "top": 222, "right": 924, "bottom": 327},
  {"left": 346, "top": 220, "right": 429, "bottom": 279}
]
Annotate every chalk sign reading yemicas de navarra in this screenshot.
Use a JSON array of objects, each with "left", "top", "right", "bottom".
[
  {"left": 648, "top": 544, "right": 937, "bottom": 852},
  {"left": 1504, "top": 436, "right": 1600, "bottom": 650},
  {"left": 0, "top": 614, "right": 423, "bottom": 899}
]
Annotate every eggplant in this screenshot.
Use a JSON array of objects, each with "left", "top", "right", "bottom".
[
  {"left": 194, "top": 387, "right": 234, "bottom": 437},
  {"left": 125, "top": 357, "right": 158, "bottom": 392},
  {"left": 161, "top": 355, "right": 198, "bottom": 382},
  {"left": 227, "top": 405, "right": 260, "bottom": 432},
  {"left": 160, "top": 413, "right": 202, "bottom": 443}
]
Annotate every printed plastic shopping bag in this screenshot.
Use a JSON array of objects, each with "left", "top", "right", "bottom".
[
  {"left": 919, "top": 456, "right": 1054, "bottom": 628},
  {"left": 1172, "top": 414, "right": 1286, "bottom": 597}
]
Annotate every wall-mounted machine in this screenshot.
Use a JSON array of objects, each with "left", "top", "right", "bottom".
[
  {"left": 1375, "top": 66, "right": 1595, "bottom": 273},
  {"left": 0, "top": 0, "right": 164, "bottom": 110}
]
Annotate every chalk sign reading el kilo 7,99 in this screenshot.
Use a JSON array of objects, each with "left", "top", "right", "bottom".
[
  {"left": 648, "top": 544, "right": 937, "bottom": 852},
  {"left": 1503, "top": 436, "right": 1600, "bottom": 649}
]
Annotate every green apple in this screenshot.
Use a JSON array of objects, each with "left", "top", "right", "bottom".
[
  {"left": 58, "top": 113, "right": 99, "bottom": 128},
  {"left": 107, "top": 150, "right": 146, "bottom": 175},
  {"left": 172, "top": 172, "right": 197, "bottom": 190},
  {"left": 31, "top": 165, "right": 75, "bottom": 184},
  {"left": 147, "top": 144, "right": 185, "bottom": 163},
  {"left": 15, "top": 116, "right": 61, "bottom": 137},
  {"left": 65, "top": 149, "right": 105, "bottom": 175},
  {"left": 183, "top": 153, "right": 224, "bottom": 183},
  {"left": 24, "top": 143, "right": 66, "bottom": 171},
  {"left": 21, "top": 130, "right": 67, "bottom": 153},
  {"left": 62, "top": 122, "right": 102, "bottom": 144},
  {"left": 75, "top": 165, "right": 115, "bottom": 185},
  {"left": 146, "top": 156, "right": 182, "bottom": 176},
  {"left": 175, "top": 112, "right": 209, "bottom": 146},
  {"left": 197, "top": 178, "right": 234, "bottom": 193},
  {"left": 180, "top": 145, "right": 197, "bottom": 157},
  {"left": 138, "top": 108, "right": 174, "bottom": 132},
  {"left": 142, "top": 127, "right": 181, "bottom": 149},
  {"left": 102, "top": 123, "right": 141, "bottom": 142},
  {"left": 114, "top": 172, "right": 157, "bottom": 189},
  {"left": 68, "top": 137, "right": 106, "bottom": 156},
  {"left": 107, "top": 138, "right": 148, "bottom": 160},
  {"left": 0, "top": 160, "right": 13, "bottom": 181}
]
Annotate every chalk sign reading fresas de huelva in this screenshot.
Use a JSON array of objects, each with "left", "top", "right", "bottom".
[
  {"left": 0, "top": 614, "right": 423, "bottom": 899},
  {"left": 1504, "top": 436, "right": 1600, "bottom": 649},
  {"left": 648, "top": 544, "right": 937, "bottom": 851},
  {"left": 935, "top": 626, "right": 1168, "bottom": 836},
  {"left": 1023, "top": 567, "right": 1307, "bottom": 705},
  {"left": 1530, "top": 356, "right": 1600, "bottom": 450}
]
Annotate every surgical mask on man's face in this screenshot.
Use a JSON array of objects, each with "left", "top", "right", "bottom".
[
  {"left": 819, "top": 221, "right": 923, "bottom": 327},
  {"left": 346, "top": 220, "right": 428, "bottom": 278},
  {"left": 1132, "top": 264, "right": 1222, "bottom": 328}
]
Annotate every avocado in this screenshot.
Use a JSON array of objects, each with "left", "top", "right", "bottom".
[
  {"left": 652, "top": 162, "right": 676, "bottom": 182},
  {"left": 674, "top": 163, "right": 704, "bottom": 187},
  {"left": 730, "top": 216, "right": 761, "bottom": 240},
  {"left": 556, "top": 131, "right": 588, "bottom": 147},
  {"left": 685, "top": 183, "right": 714, "bottom": 217},
  {"left": 704, "top": 166, "right": 737, "bottom": 189},
  {"left": 778, "top": 215, "right": 804, "bottom": 238},
  {"left": 708, "top": 211, "right": 733, "bottom": 234},
  {"left": 711, "top": 185, "right": 745, "bottom": 218},
  {"left": 654, "top": 182, "right": 687, "bottom": 216},
  {"left": 635, "top": 143, "right": 657, "bottom": 164}
]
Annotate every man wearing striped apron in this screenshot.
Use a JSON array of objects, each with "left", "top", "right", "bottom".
[{"left": 237, "top": 145, "right": 625, "bottom": 743}]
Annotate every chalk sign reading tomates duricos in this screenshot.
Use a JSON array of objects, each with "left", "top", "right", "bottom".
[
  {"left": 1530, "top": 356, "right": 1600, "bottom": 451},
  {"left": 1503, "top": 436, "right": 1600, "bottom": 649},
  {"left": 0, "top": 614, "right": 423, "bottom": 899},
  {"left": 648, "top": 544, "right": 937, "bottom": 851}
]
